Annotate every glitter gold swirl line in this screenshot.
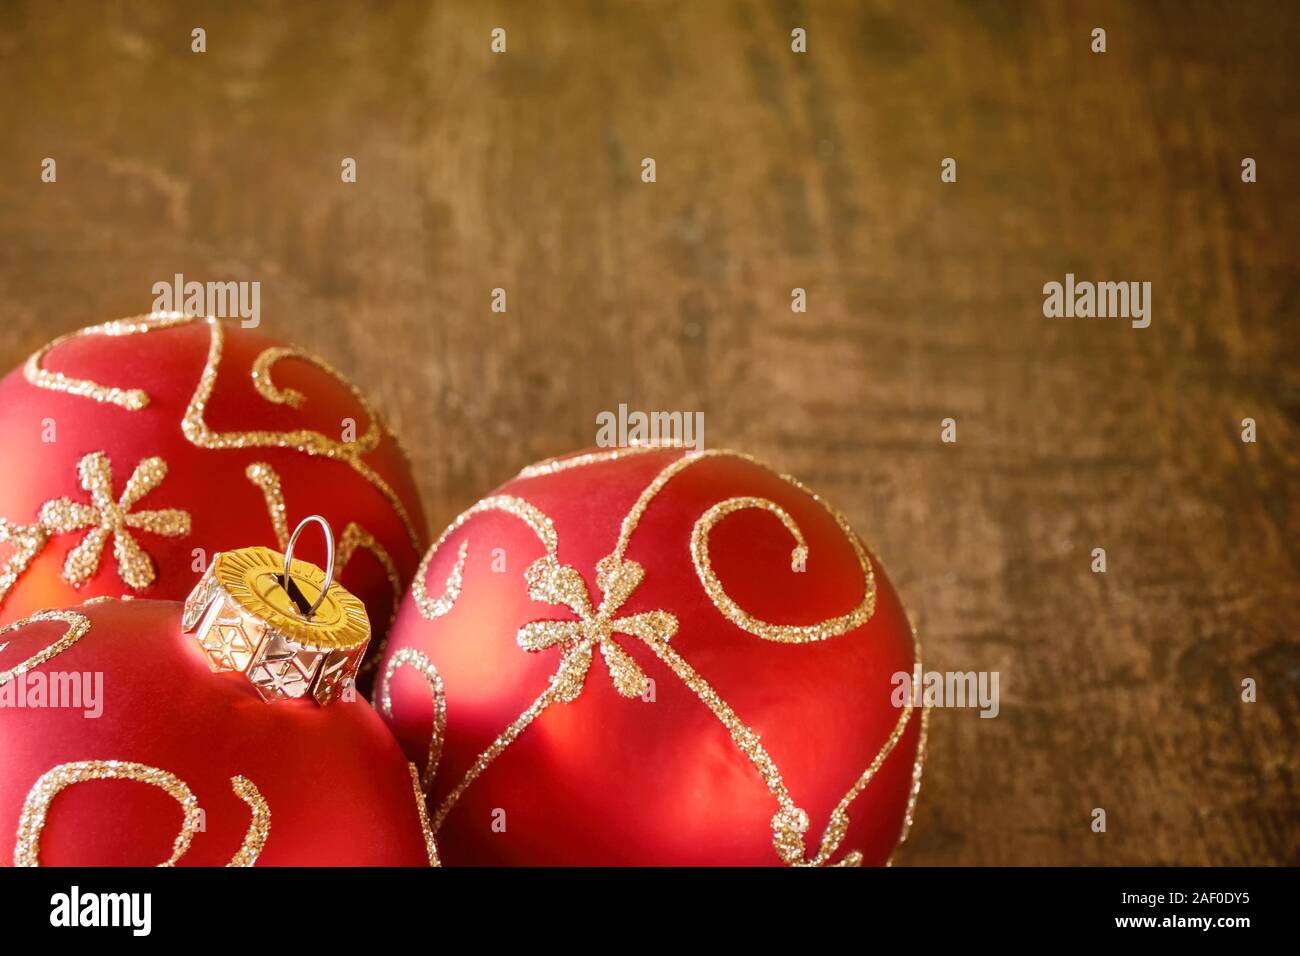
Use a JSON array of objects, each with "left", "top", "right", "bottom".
[
  {"left": 610, "top": 449, "right": 717, "bottom": 561},
  {"left": 22, "top": 312, "right": 196, "bottom": 410},
  {"left": 378, "top": 649, "right": 447, "bottom": 791},
  {"left": 691, "top": 496, "right": 875, "bottom": 643},
  {"left": 13, "top": 762, "right": 271, "bottom": 867},
  {"left": 245, "top": 462, "right": 290, "bottom": 547},
  {"left": 888, "top": 624, "right": 930, "bottom": 864},
  {"left": 0, "top": 610, "right": 91, "bottom": 687},
  {"left": 411, "top": 495, "right": 559, "bottom": 621},
  {"left": 227, "top": 775, "right": 270, "bottom": 867},
  {"left": 182, "top": 320, "right": 423, "bottom": 554},
  {"left": 409, "top": 764, "right": 441, "bottom": 866},
  {"left": 252, "top": 347, "right": 310, "bottom": 410},
  {"left": 515, "top": 442, "right": 688, "bottom": 479},
  {"left": 14, "top": 760, "right": 203, "bottom": 867},
  {"left": 0, "top": 521, "right": 49, "bottom": 611},
  {"left": 898, "top": 704, "right": 930, "bottom": 845},
  {"left": 411, "top": 541, "right": 468, "bottom": 622},
  {"left": 246, "top": 346, "right": 380, "bottom": 453},
  {"left": 606, "top": 449, "right": 876, "bottom": 644}
]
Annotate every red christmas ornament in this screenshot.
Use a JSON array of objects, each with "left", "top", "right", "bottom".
[
  {"left": 0, "top": 314, "right": 427, "bottom": 674},
  {"left": 0, "top": 536, "right": 438, "bottom": 866},
  {"left": 378, "top": 446, "right": 928, "bottom": 866}
]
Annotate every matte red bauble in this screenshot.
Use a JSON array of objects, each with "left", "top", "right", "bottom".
[
  {"left": 0, "top": 314, "right": 426, "bottom": 670},
  {"left": 0, "top": 594, "right": 437, "bottom": 866},
  {"left": 378, "top": 446, "right": 929, "bottom": 866}
]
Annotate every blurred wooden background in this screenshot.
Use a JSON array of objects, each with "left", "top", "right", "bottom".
[{"left": 0, "top": 0, "right": 1296, "bottom": 864}]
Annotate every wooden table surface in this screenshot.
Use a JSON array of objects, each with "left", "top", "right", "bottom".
[{"left": 1, "top": 0, "right": 1296, "bottom": 865}]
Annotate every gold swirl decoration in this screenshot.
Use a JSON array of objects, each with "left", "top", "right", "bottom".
[
  {"left": 379, "top": 649, "right": 448, "bottom": 792},
  {"left": 14, "top": 760, "right": 269, "bottom": 867},
  {"left": 1, "top": 611, "right": 273, "bottom": 866},
  {"left": 516, "top": 442, "right": 686, "bottom": 478},
  {"left": 890, "top": 689, "right": 930, "bottom": 864},
  {"left": 408, "top": 763, "right": 440, "bottom": 866},
  {"left": 23, "top": 313, "right": 195, "bottom": 411},
  {"left": 20, "top": 313, "right": 424, "bottom": 558},
  {"left": 412, "top": 541, "right": 468, "bottom": 622},
  {"left": 411, "top": 495, "right": 558, "bottom": 620},
  {"left": 397, "top": 446, "right": 927, "bottom": 866},
  {"left": 226, "top": 775, "right": 272, "bottom": 867},
  {"left": 0, "top": 521, "right": 49, "bottom": 609},
  {"left": 691, "top": 496, "right": 875, "bottom": 643},
  {"left": 0, "top": 610, "right": 91, "bottom": 687}
]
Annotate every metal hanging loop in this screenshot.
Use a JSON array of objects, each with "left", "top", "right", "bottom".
[{"left": 282, "top": 515, "right": 335, "bottom": 618}]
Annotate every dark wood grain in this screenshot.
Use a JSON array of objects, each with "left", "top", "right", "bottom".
[{"left": 0, "top": 0, "right": 1296, "bottom": 865}]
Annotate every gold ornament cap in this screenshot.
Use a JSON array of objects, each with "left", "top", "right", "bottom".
[{"left": 182, "top": 516, "right": 369, "bottom": 705}]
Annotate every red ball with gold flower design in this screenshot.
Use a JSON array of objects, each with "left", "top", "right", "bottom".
[
  {"left": 378, "top": 446, "right": 928, "bottom": 866},
  {"left": 0, "top": 314, "right": 427, "bottom": 675}
]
